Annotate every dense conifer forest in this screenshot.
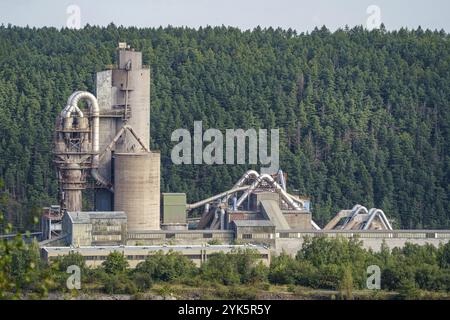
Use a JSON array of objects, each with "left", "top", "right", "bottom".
[{"left": 0, "top": 24, "right": 448, "bottom": 230}]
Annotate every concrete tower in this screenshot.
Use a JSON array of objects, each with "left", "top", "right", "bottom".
[{"left": 94, "top": 44, "right": 160, "bottom": 230}]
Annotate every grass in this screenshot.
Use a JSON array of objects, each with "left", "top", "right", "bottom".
[{"left": 25, "top": 280, "right": 450, "bottom": 300}]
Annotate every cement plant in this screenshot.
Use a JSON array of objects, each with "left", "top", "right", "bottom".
[
  {"left": 1, "top": 3, "right": 450, "bottom": 302},
  {"left": 37, "top": 44, "right": 450, "bottom": 269}
]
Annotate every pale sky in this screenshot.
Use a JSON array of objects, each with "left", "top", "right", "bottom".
[{"left": 0, "top": 0, "right": 448, "bottom": 31}]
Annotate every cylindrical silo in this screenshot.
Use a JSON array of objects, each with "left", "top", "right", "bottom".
[{"left": 113, "top": 152, "right": 160, "bottom": 231}]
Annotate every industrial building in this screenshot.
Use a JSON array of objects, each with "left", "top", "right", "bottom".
[
  {"left": 41, "top": 245, "right": 271, "bottom": 268},
  {"left": 40, "top": 43, "right": 450, "bottom": 266}
]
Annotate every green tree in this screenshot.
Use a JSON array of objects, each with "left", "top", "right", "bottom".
[
  {"left": 102, "top": 251, "right": 129, "bottom": 275},
  {"left": 134, "top": 250, "right": 197, "bottom": 282}
]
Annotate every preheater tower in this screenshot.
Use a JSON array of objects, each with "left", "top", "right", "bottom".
[{"left": 55, "top": 43, "right": 161, "bottom": 231}]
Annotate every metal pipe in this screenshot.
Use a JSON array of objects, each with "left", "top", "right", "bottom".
[
  {"left": 380, "top": 209, "right": 393, "bottom": 229},
  {"left": 67, "top": 91, "right": 112, "bottom": 190},
  {"left": 222, "top": 170, "right": 260, "bottom": 203},
  {"left": 68, "top": 91, "right": 100, "bottom": 154},
  {"left": 98, "top": 126, "right": 126, "bottom": 162},
  {"left": 61, "top": 104, "right": 83, "bottom": 118},
  {"left": 286, "top": 192, "right": 305, "bottom": 207},
  {"left": 233, "top": 170, "right": 260, "bottom": 188},
  {"left": 187, "top": 185, "right": 250, "bottom": 210},
  {"left": 220, "top": 208, "right": 226, "bottom": 230},
  {"left": 91, "top": 170, "right": 113, "bottom": 191},
  {"left": 235, "top": 174, "right": 303, "bottom": 209},
  {"left": 341, "top": 205, "right": 367, "bottom": 229},
  {"left": 226, "top": 169, "right": 303, "bottom": 209},
  {"left": 363, "top": 208, "right": 393, "bottom": 230},
  {"left": 125, "top": 125, "right": 150, "bottom": 152},
  {"left": 61, "top": 91, "right": 84, "bottom": 118},
  {"left": 311, "top": 220, "right": 321, "bottom": 230},
  {"left": 232, "top": 196, "right": 237, "bottom": 211},
  {"left": 278, "top": 169, "right": 287, "bottom": 191}
]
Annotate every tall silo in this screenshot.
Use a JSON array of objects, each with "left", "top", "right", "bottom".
[
  {"left": 113, "top": 152, "right": 161, "bottom": 231},
  {"left": 95, "top": 46, "right": 152, "bottom": 211}
]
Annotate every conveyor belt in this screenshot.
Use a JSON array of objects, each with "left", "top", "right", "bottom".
[{"left": 260, "top": 199, "right": 290, "bottom": 229}]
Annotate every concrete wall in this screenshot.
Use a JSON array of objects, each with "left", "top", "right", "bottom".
[
  {"left": 113, "top": 50, "right": 150, "bottom": 152},
  {"left": 127, "top": 230, "right": 234, "bottom": 246},
  {"left": 283, "top": 212, "right": 312, "bottom": 229},
  {"left": 90, "top": 217, "right": 127, "bottom": 246},
  {"left": 275, "top": 235, "right": 450, "bottom": 256},
  {"left": 62, "top": 213, "right": 91, "bottom": 246},
  {"left": 96, "top": 70, "right": 115, "bottom": 181},
  {"left": 71, "top": 223, "right": 92, "bottom": 247},
  {"left": 233, "top": 225, "right": 276, "bottom": 247},
  {"left": 42, "top": 245, "right": 270, "bottom": 268},
  {"left": 95, "top": 70, "right": 115, "bottom": 210}
]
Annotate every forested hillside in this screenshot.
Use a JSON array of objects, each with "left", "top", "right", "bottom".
[{"left": 0, "top": 24, "right": 448, "bottom": 230}]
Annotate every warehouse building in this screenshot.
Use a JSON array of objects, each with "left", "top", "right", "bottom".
[{"left": 41, "top": 244, "right": 271, "bottom": 267}]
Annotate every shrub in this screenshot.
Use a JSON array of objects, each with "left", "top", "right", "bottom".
[
  {"left": 249, "top": 261, "right": 269, "bottom": 284},
  {"left": 268, "top": 252, "right": 298, "bottom": 285},
  {"left": 200, "top": 252, "right": 240, "bottom": 285},
  {"left": 131, "top": 272, "right": 153, "bottom": 291},
  {"left": 134, "top": 250, "right": 197, "bottom": 282},
  {"left": 397, "top": 278, "right": 421, "bottom": 300},
  {"left": 313, "top": 264, "right": 342, "bottom": 290},
  {"left": 53, "top": 252, "right": 86, "bottom": 273},
  {"left": 338, "top": 266, "right": 354, "bottom": 300},
  {"left": 103, "top": 273, "right": 137, "bottom": 295},
  {"left": 102, "top": 251, "right": 129, "bottom": 275},
  {"left": 414, "top": 264, "right": 441, "bottom": 291}
]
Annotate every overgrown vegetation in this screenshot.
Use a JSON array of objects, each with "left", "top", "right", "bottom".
[
  {"left": 2, "top": 234, "right": 450, "bottom": 299},
  {"left": 0, "top": 25, "right": 449, "bottom": 230}
]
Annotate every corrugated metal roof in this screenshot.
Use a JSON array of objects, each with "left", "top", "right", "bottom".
[
  {"left": 88, "top": 211, "right": 127, "bottom": 220},
  {"left": 66, "top": 211, "right": 90, "bottom": 224},
  {"left": 66, "top": 211, "right": 127, "bottom": 223},
  {"left": 42, "top": 244, "right": 269, "bottom": 254}
]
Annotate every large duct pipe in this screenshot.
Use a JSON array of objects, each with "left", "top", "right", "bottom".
[
  {"left": 341, "top": 205, "right": 368, "bottom": 229},
  {"left": 61, "top": 105, "right": 83, "bottom": 118},
  {"left": 225, "top": 170, "right": 303, "bottom": 209},
  {"left": 311, "top": 220, "right": 321, "bottom": 230},
  {"left": 68, "top": 91, "right": 99, "bottom": 155},
  {"left": 235, "top": 174, "right": 303, "bottom": 210},
  {"left": 364, "top": 208, "right": 393, "bottom": 230},
  {"left": 232, "top": 196, "right": 237, "bottom": 211},
  {"left": 220, "top": 208, "right": 226, "bottom": 230},
  {"left": 65, "top": 91, "right": 111, "bottom": 190},
  {"left": 278, "top": 169, "right": 287, "bottom": 191},
  {"left": 222, "top": 170, "right": 260, "bottom": 203},
  {"left": 233, "top": 170, "right": 260, "bottom": 188},
  {"left": 61, "top": 91, "right": 85, "bottom": 118},
  {"left": 187, "top": 185, "right": 250, "bottom": 210}
]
